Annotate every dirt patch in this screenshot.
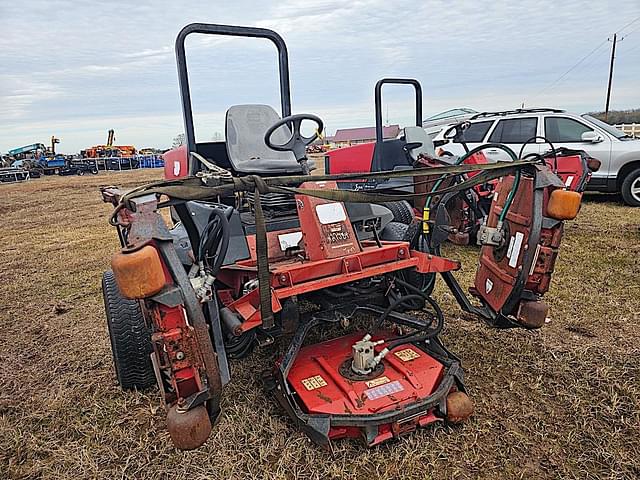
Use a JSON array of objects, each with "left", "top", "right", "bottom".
[{"left": 1, "top": 172, "right": 639, "bottom": 479}]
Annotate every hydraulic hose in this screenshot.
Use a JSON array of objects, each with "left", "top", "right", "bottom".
[
  {"left": 518, "top": 136, "right": 557, "bottom": 173},
  {"left": 374, "top": 277, "right": 446, "bottom": 343},
  {"left": 424, "top": 143, "right": 519, "bottom": 209}
]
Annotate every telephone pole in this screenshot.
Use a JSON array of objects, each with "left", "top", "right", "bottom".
[{"left": 605, "top": 33, "right": 618, "bottom": 121}]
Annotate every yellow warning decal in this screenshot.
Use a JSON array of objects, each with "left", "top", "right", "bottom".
[
  {"left": 394, "top": 348, "right": 421, "bottom": 362},
  {"left": 365, "top": 376, "right": 390, "bottom": 388},
  {"left": 301, "top": 375, "right": 327, "bottom": 391}
]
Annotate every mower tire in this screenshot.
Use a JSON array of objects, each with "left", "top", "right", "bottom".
[
  {"left": 380, "top": 221, "right": 410, "bottom": 241},
  {"left": 102, "top": 270, "right": 156, "bottom": 391},
  {"left": 382, "top": 201, "right": 414, "bottom": 225}
]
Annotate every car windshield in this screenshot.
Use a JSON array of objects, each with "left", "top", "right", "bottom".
[
  {"left": 426, "top": 108, "right": 477, "bottom": 121},
  {"left": 581, "top": 114, "right": 632, "bottom": 139}
]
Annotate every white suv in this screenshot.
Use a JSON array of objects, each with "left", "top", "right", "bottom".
[{"left": 433, "top": 108, "right": 640, "bottom": 206}]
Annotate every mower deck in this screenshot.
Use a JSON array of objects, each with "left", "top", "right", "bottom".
[{"left": 271, "top": 326, "right": 466, "bottom": 447}]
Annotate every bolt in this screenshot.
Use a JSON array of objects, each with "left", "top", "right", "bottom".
[
  {"left": 398, "top": 248, "right": 405, "bottom": 256},
  {"left": 176, "top": 351, "right": 185, "bottom": 360},
  {"left": 279, "top": 274, "right": 288, "bottom": 284}
]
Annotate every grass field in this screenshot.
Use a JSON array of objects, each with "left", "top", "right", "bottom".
[{"left": 1, "top": 170, "right": 639, "bottom": 479}]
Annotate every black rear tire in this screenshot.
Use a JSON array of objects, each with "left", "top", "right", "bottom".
[
  {"left": 380, "top": 221, "right": 410, "bottom": 241},
  {"left": 382, "top": 201, "right": 414, "bottom": 225},
  {"left": 621, "top": 167, "right": 640, "bottom": 207},
  {"left": 102, "top": 270, "right": 156, "bottom": 391},
  {"left": 380, "top": 222, "right": 434, "bottom": 300}
]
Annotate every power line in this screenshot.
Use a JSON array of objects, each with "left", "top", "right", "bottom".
[
  {"left": 526, "top": 16, "right": 640, "bottom": 105},
  {"left": 615, "top": 15, "right": 640, "bottom": 34},
  {"left": 527, "top": 38, "right": 609, "bottom": 102},
  {"left": 620, "top": 24, "right": 640, "bottom": 39}
]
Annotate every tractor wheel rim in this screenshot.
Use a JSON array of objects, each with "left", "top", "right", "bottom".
[{"left": 632, "top": 177, "right": 640, "bottom": 202}]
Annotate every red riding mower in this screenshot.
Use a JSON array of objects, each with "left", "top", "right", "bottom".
[
  {"left": 101, "top": 23, "right": 592, "bottom": 451},
  {"left": 325, "top": 79, "right": 498, "bottom": 246}
]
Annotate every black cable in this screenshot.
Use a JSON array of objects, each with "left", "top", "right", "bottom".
[
  {"left": 370, "top": 294, "right": 426, "bottom": 333},
  {"left": 518, "top": 135, "right": 557, "bottom": 172},
  {"left": 393, "top": 276, "right": 444, "bottom": 337}
]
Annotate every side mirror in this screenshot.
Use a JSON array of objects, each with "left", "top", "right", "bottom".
[{"left": 581, "top": 131, "right": 603, "bottom": 143}]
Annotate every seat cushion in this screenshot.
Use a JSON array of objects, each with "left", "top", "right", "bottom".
[{"left": 225, "top": 104, "right": 302, "bottom": 174}]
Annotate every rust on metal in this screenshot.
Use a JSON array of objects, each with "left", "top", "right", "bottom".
[
  {"left": 166, "top": 404, "right": 212, "bottom": 450},
  {"left": 446, "top": 391, "right": 474, "bottom": 424}
]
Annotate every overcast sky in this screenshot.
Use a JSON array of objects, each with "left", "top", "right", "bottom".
[{"left": 1, "top": 0, "right": 640, "bottom": 153}]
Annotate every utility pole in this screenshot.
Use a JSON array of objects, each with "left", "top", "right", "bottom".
[{"left": 605, "top": 33, "right": 618, "bottom": 121}]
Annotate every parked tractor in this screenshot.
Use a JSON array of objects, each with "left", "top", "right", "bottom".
[{"left": 101, "top": 23, "right": 591, "bottom": 450}]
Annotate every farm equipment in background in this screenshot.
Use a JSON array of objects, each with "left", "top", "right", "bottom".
[
  {"left": 0, "top": 166, "right": 30, "bottom": 183},
  {"left": 9, "top": 138, "right": 66, "bottom": 175},
  {"left": 82, "top": 129, "right": 137, "bottom": 159},
  {"left": 100, "top": 23, "right": 589, "bottom": 451}
]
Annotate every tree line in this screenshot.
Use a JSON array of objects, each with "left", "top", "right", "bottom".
[{"left": 588, "top": 109, "right": 640, "bottom": 124}]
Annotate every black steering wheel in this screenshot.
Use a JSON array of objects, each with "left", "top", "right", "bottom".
[
  {"left": 443, "top": 121, "right": 471, "bottom": 154},
  {"left": 264, "top": 113, "right": 324, "bottom": 163},
  {"left": 443, "top": 121, "right": 471, "bottom": 140}
]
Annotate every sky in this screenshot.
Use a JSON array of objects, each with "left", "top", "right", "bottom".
[{"left": 1, "top": 0, "right": 640, "bottom": 153}]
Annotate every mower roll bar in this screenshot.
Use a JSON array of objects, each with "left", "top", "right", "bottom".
[
  {"left": 175, "top": 23, "right": 293, "bottom": 176},
  {"left": 374, "top": 78, "right": 423, "bottom": 144}
]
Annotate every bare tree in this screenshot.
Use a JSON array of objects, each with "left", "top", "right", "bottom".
[{"left": 172, "top": 133, "right": 185, "bottom": 149}]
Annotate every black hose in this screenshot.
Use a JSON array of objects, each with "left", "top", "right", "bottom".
[
  {"left": 370, "top": 294, "right": 426, "bottom": 333},
  {"left": 518, "top": 135, "right": 557, "bottom": 172},
  {"left": 392, "top": 277, "right": 445, "bottom": 339}
]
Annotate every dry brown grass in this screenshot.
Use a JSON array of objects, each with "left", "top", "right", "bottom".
[{"left": 1, "top": 170, "right": 639, "bottom": 479}]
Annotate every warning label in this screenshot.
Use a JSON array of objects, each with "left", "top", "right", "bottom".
[
  {"left": 365, "top": 376, "right": 390, "bottom": 388},
  {"left": 394, "top": 348, "right": 421, "bottom": 362},
  {"left": 364, "top": 380, "right": 404, "bottom": 400},
  {"left": 301, "top": 375, "right": 327, "bottom": 391}
]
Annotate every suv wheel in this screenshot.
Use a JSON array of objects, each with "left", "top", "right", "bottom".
[{"left": 621, "top": 168, "right": 640, "bottom": 207}]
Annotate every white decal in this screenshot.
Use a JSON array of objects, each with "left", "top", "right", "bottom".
[
  {"left": 485, "top": 278, "right": 494, "bottom": 293},
  {"left": 364, "top": 380, "right": 404, "bottom": 400},
  {"left": 316, "top": 203, "right": 346, "bottom": 225},
  {"left": 565, "top": 176, "right": 574, "bottom": 187},
  {"left": 508, "top": 232, "right": 525, "bottom": 268},
  {"left": 173, "top": 160, "right": 181, "bottom": 176},
  {"left": 278, "top": 231, "right": 303, "bottom": 251},
  {"left": 529, "top": 244, "right": 542, "bottom": 276},
  {"left": 506, "top": 235, "right": 516, "bottom": 258}
]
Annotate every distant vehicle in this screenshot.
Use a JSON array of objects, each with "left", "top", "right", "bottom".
[
  {"left": 9, "top": 136, "right": 66, "bottom": 175},
  {"left": 0, "top": 167, "right": 30, "bottom": 183},
  {"left": 433, "top": 108, "right": 640, "bottom": 206},
  {"left": 82, "top": 129, "right": 136, "bottom": 158},
  {"left": 59, "top": 161, "right": 99, "bottom": 176},
  {"left": 422, "top": 108, "right": 478, "bottom": 138}
]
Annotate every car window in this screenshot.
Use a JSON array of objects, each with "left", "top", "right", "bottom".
[
  {"left": 427, "top": 108, "right": 476, "bottom": 121},
  {"left": 544, "top": 117, "right": 592, "bottom": 142},
  {"left": 457, "top": 121, "right": 493, "bottom": 143},
  {"left": 488, "top": 118, "right": 537, "bottom": 143}
]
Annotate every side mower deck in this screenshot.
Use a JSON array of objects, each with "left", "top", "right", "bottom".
[{"left": 276, "top": 330, "right": 466, "bottom": 446}]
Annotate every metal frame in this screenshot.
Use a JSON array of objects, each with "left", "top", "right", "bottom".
[
  {"left": 374, "top": 78, "right": 423, "bottom": 144},
  {"left": 174, "top": 23, "right": 293, "bottom": 175}
]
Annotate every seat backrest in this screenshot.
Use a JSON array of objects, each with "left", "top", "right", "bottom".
[
  {"left": 403, "top": 126, "right": 436, "bottom": 161},
  {"left": 225, "top": 104, "right": 301, "bottom": 174}
]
